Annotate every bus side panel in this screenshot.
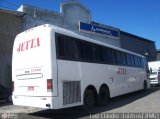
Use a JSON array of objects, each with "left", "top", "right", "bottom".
[{"left": 57, "top": 60, "right": 114, "bottom": 108}]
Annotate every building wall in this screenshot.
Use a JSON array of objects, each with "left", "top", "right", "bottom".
[
  {"left": 17, "top": 4, "right": 64, "bottom": 30},
  {"left": 120, "top": 31, "right": 156, "bottom": 61},
  {"left": 17, "top": 2, "right": 121, "bottom": 47},
  {"left": 0, "top": 11, "right": 23, "bottom": 87},
  {"left": 157, "top": 51, "right": 160, "bottom": 61}
]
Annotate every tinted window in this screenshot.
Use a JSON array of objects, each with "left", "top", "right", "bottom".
[
  {"left": 56, "top": 35, "right": 73, "bottom": 59},
  {"left": 126, "top": 54, "right": 132, "bottom": 66},
  {"left": 116, "top": 51, "right": 123, "bottom": 65},
  {"left": 72, "top": 39, "right": 81, "bottom": 59},
  {"left": 130, "top": 55, "right": 135, "bottom": 67},
  {"left": 140, "top": 58, "right": 144, "bottom": 68},
  {"left": 81, "top": 41, "right": 93, "bottom": 61},
  {"left": 92, "top": 44, "right": 102, "bottom": 62},
  {"left": 134, "top": 56, "right": 139, "bottom": 67},
  {"left": 137, "top": 57, "right": 141, "bottom": 67},
  {"left": 102, "top": 48, "right": 116, "bottom": 64},
  {"left": 55, "top": 33, "right": 143, "bottom": 68},
  {"left": 122, "top": 53, "right": 127, "bottom": 65}
]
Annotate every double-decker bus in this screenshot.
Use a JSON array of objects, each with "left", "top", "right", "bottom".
[{"left": 12, "top": 24, "right": 150, "bottom": 111}]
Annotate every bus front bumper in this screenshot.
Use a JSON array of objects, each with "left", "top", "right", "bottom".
[{"left": 149, "top": 79, "right": 159, "bottom": 85}]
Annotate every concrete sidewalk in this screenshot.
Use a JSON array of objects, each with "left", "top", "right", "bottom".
[{"left": 0, "top": 103, "right": 44, "bottom": 113}]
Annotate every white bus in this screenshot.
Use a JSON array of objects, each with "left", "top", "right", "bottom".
[
  {"left": 148, "top": 61, "right": 160, "bottom": 85},
  {"left": 12, "top": 24, "right": 150, "bottom": 111}
]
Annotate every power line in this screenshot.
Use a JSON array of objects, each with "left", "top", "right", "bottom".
[{"left": 0, "top": 0, "right": 19, "bottom": 7}]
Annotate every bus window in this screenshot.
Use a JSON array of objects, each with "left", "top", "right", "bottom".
[
  {"left": 102, "top": 47, "right": 116, "bottom": 64},
  {"left": 131, "top": 55, "right": 135, "bottom": 67},
  {"left": 92, "top": 44, "right": 102, "bottom": 62},
  {"left": 122, "top": 52, "right": 127, "bottom": 65},
  {"left": 134, "top": 56, "right": 139, "bottom": 67},
  {"left": 140, "top": 58, "right": 144, "bottom": 68},
  {"left": 137, "top": 57, "right": 141, "bottom": 67},
  {"left": 72, "top": 39, "right": 81, "bottom": 60},
  {"left": 81, "top": 41, "right": 93, "bottom": 61},
  {"left": 115, "top": 51, "right": 123, "bottom": 65},
  {"left": 56, "top": 35, "right": 74, "bottom": 59},
  {"left": 126, "top": 54, "right": 131, "bottom": 66}
]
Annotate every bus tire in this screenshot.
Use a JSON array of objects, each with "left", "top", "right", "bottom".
[
  {"left": 143, "top": 80, "right": 147, "bottom": 91},
  {"left": 83, "top": 89, "right": 95, "bottom": 111},
  {"left": 97, "top": 86, "right": 109, "bottom": 106}
]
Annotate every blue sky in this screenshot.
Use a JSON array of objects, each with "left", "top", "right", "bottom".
[{"left": 0, "top": 0, "right": 160, "bottom": 49}]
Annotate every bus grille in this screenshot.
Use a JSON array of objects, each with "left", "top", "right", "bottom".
[{"left": 63, "top": 81, "right": 81, "bottom": 105}]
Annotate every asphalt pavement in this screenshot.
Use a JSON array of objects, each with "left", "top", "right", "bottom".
[{"left": 0, "top": 87, "right": 160, "bottom": 119}]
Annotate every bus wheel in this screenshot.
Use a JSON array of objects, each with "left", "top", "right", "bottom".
[
  {"left": 98, "top": 86, "right": 109, "bottom": 106},
  {"left": 143, "top": 80, "right": 147, "bottom": 91},
  {"left": 83, "top": 90, "right": 95, "bottom": 111}
]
